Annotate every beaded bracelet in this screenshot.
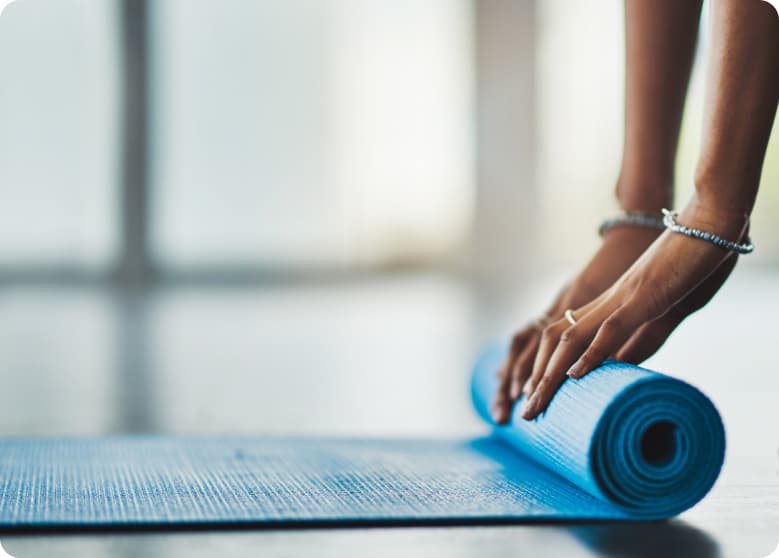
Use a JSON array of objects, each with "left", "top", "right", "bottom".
[
  {"left": 661, "top": 208, "right": 754, "bottom": 255},
  {"left": 598, "top": 211, "right": 666, "bottom": 237}
]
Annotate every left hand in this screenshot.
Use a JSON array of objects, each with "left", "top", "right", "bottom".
[{"left": 520, "top": 198, "right": 747, "bottom": 420}]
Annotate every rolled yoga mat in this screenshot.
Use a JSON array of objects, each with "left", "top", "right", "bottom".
[
  {"left": 471, "top": 344, "right": 726, "bottom": 519},
  {"left": 0, "top": 344, "right": 724, "bottom": 529}
]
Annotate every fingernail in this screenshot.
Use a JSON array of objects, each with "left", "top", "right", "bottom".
[
  {"left": 492, "top": 407, "right": 505, "bottom": 424},
  {"left": 521, "top": 393, "right": 539, "bottom": 420},
  {"left": 567, "top": 361, "right": 586, "bottom": 379},
  {"left": 522, "top": 382, "right": 533, "bottom": 396}
]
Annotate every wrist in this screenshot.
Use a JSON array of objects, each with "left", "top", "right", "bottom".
[
  {"left": 600, "top": 222, "right": 662, "bottom": 248},
  {"left": 693, "top": 171, "right": 756, "bottom": 220},
  {"left": 615, "top": 175, "right": 673, "bottom": 213},
  {"left": 678, "top": 193, "right": 750, "bottom": 241}
]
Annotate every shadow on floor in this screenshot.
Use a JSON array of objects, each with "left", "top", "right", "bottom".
[{"left": 571, "top": 521, "right": 720, "bottom": 558}]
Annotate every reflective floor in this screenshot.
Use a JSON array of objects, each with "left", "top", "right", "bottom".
[{"left": 0, "top": 267, "right": 777, "bottom": 557}]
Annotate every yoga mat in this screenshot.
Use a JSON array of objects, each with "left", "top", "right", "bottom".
[{"left": 0, "top": 344, "right": 724, "bottom": 529}]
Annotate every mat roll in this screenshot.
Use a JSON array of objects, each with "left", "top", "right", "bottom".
[{"left": 471, "top": 343, "right": 726, "bottom": 519}]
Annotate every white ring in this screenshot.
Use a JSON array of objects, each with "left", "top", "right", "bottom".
[{"left": 564, "top": 309, "right": 577, "bottom": 326}]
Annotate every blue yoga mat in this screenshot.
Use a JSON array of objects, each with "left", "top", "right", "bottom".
[{"left": 0, "top": 344, "right": 724, "bottom": 528}]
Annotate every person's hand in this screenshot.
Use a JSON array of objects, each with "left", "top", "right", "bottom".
[
  {"left": 492, "top": 225, "right": 662, "bottom": 424},
  {"left": 520, "top": 196, "right": 747, "bottom": 421},
  {"left": 611, "top": 244, "right": 737, "bottom": 364}
]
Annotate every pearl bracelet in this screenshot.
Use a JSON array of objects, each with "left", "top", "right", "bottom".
[
  {"left": 598, "top": 211, "right": 666, "bottom": 237},
  {"left": 661, "top": 208, "right": 754, "bottom": 255}
]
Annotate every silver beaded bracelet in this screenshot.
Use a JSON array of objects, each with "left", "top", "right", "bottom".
[
  {"left": 598, "top": 211, "right": 666, "bottom": 237},
  {"left": 661, "top": 208, "right": 754, "bottom": 255}
]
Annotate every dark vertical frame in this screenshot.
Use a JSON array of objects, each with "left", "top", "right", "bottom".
[
  {"left": 116, "top": 0, "right": 155, "bottom": 432},
  {"left": 118, "top": 0, "right": 152, "bottom": 287}
]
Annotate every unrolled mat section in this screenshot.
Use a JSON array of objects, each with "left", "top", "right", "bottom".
[{"left": 0, "top": 344, "right": 724, "bottom": 528}]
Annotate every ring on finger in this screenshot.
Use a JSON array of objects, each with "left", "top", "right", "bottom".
[{"left": 564, "top": 309, "right": 577, "bottom": 326}]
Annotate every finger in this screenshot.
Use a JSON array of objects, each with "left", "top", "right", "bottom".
[
  {"left": 492, "top": 328, "right": 536, "bottom": 423},
  {"left": 492, "top": 365, "right": 514, "bottom": 424},
  {"left": 523, "top": 321, "right": 566, "bottom": 401},
  {"left": 509, "top": 332, "right": 541, "bottom": 401},
  {"left": 521, "top": 367, "right": 569, "bottom": 421},
  {"left": 492, "top": 359, "right": 514, "bottom": 423},
  {"left": 567, "top": 305, "right": 644, "bottom": 380},
  {"left": 492, "top": 357, "right": 515, "bottom": 424},
  {"left": 492, "top": 363, "right": 511, "bottom": 424},
  {"left": 491, "top": 388, "right": 513, "bottom": 424}
]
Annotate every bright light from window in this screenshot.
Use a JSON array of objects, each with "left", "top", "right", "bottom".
[{"left": 150, "top": 0, "right": 474, "bottom": 269}]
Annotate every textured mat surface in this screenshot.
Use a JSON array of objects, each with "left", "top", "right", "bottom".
[
  {"left": 0, "top": 345, "right": 725, "bottom": 528},
  {"left": 0, "top": 436, "right": 626, "bottom": 527}
]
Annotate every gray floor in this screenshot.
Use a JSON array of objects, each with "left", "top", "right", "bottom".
[{"left": 0, "top": 267, "right": 777, "bottom": 557}]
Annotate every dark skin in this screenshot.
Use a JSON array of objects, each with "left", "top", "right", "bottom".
[{"left": 494, "top": 0, "right": 779, "bottom": 424}]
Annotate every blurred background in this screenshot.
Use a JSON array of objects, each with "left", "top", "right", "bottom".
[{"left": 0, "top": 0, "right": 777, "bottom": 463}]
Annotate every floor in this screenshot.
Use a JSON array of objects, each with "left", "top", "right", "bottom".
[{"left": 0, "top": 266, "right": 777, "bottom": 557}]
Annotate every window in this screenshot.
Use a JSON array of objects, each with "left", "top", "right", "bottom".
[{"left": 0, "top": 0, "right": 119, "bottom": 270}]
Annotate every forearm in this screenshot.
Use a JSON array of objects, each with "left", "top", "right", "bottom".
[
  {"left": 693, "top": 0, "right": 779, "bottom": 220},
  {"left": 618, "top": 0, "right": 703, "bottom": 212}
]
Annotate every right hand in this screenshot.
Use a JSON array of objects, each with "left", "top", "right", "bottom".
[{"left": 492, "top": 225, "right": 661, "bottom": 424}]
